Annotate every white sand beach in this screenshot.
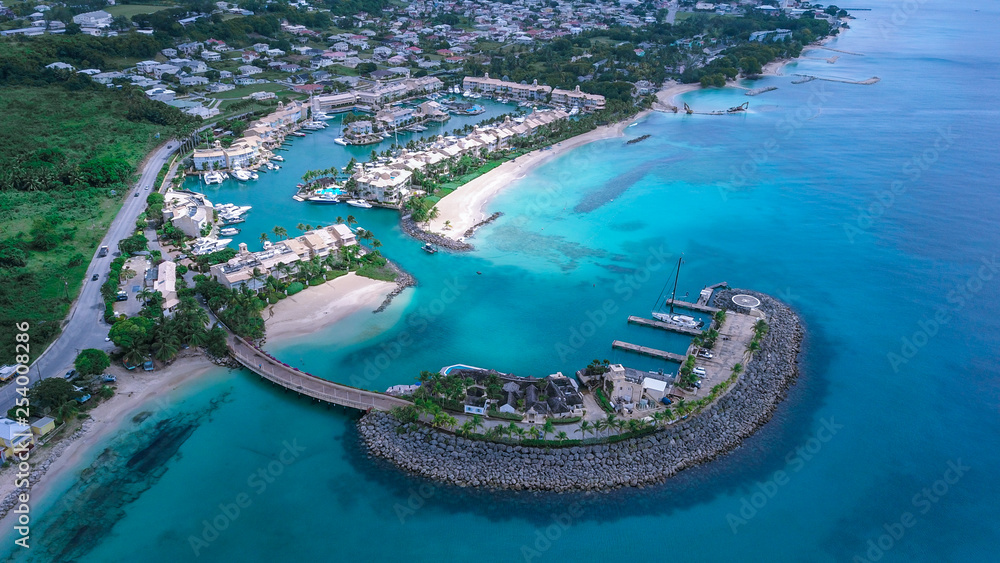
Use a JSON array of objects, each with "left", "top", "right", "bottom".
[
  {"left": 263, "top": 272, "right": 396, "bottom": 342},
  {"left": 426, "top": 113, "right": 648, "bottom": 239}
]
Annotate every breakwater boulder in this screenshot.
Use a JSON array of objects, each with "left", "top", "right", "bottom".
[
  {"left": 399, "top": 213, "right": 473, "bottom": 251},
  {"left": 357, "top": 289, "right": 804, "bottom": 491}
]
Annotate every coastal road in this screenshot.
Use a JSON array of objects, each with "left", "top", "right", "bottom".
[{"left": 0, "top": 142, "right": 178, "bottom": 412}]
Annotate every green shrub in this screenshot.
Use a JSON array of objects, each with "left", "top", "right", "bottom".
[
  {"left": 286, "top": 282, "right": 304, "bottom": 295},
  {"left": 486, "top": 409, "right": 524, "bottom": 421}
]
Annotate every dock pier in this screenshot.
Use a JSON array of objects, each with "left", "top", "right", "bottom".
[
  {"left": 665, "top": 298, "right": 720, "bottom": 314},
  {"left": 611, "top": 340, "right": 686, "bottom": 363},
  {"left": 627, "top": 316, "right": 702, "bottom": 336}
]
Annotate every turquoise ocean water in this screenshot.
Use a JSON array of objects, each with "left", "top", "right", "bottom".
[{"left": 6, "top": 2, "right": 999, "bottom": 561}]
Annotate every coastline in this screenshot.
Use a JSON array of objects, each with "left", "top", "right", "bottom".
[
  {"left": 263, "top": 272, "right": 397, "bottom": 344},
  {"left": 0, "top": 352, "right": 218, "bottom": 521},
  {"left": 425, "top": 111, "right": 649, "bottom": 240},
  {"left": 358, "top": 290, "right": 803, "bottom": 491}
]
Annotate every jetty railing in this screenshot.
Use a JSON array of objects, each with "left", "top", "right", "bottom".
[{"left": 228, "top": 336, "right": 411, "bottom": 412}]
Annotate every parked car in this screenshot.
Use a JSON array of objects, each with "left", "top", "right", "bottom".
[
  {"left": 101, "top": 374, "right": 117, "bottom": 383},
  {"left": 697, "top": 350, "right": 713, "bottom": 359},
  {"left": 63, "top": 369, "right": 77, "bottom": 380},
  {"left": 693, "top": 367, "right": 707, "bottom": 376},
  {"left": 91, "top": 274, "right": 99, "bottom": 281}
]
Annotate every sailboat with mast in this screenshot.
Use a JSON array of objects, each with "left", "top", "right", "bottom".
[{"left": 652, "top": 257, "right": 705, "bottom": 329}]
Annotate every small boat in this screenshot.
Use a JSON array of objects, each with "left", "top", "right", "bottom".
[
  {"left": 290, "top": 131, "right": 306, "bottom": 137},
  {"left": 421, "top": 243, "right": 438, "bottom": 254},
  {"left": 203, "top": 171, "right": 224, "bottom": 184},
  {"left": 333, "top": 137, "right": 349, "bottom": 146},
  {"left": 219, "top": 227, "right": 241, "bottom": 236},
  {"left": 271, "top": 155, "right": 284, "bottom": 162},
  {"left": 191, "top": 237, "right": 232, "bottom": 256},
  {"left": 232, "top": 169, "right": 252, "bottom": 181},
  {"left": 346, "top": 199, "right": 373, "bottom": 209}
]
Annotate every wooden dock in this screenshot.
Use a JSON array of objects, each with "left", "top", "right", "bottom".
[
  {"left": 612, "top": 340, "right": 686, "bottom": 363},
  {"left": 627, "top": 316, "right": 702, "bottom": 336},
  {"left": 665, "top": 298, "right": 719, "bottom": 314}
]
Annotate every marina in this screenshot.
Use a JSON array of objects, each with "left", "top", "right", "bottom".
[
  {"left": 611, "top": 340, "right": 686, "bottom": 363},
  {"left": 627, "top": 315, "right": 702, "bottom": 336}
]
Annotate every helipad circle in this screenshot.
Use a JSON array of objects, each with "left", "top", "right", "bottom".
[{"left": 732, "top": 294, "right": 761, "bottom": 308}]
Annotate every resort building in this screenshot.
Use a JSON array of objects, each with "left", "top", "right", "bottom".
[
  {"left": 349, "top": 120, "right": 374, "bottom": 135},
  {"left": 353, "top": 167, "right": 412, "bottom": 205},
  {"left": 0, "top": 418, "right": 34, "bottom": 463},
  {"left": 210, "top": 226, "right": 357, "bottom": 290},
  {"left": 162, "top": 190, "right": 214, "bottom": 238},
  {"left": 749, "top": 29, "right": 792, "bottom": 42},
  {"left": 463, "top": 73, "right": 552, "bottom": 101},
  {"left": 192, "top": 139, "right": 260, "bottom": 171},
  {"left": 550, "top": 85, "right": 606, "bottom": 110},
  {"left": 376, "top": 106, "right": 415, "bottom": 128}
]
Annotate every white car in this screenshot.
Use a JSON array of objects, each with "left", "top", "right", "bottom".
[{"left": 693, "top": 367, "right": 707, "bottom": 376}]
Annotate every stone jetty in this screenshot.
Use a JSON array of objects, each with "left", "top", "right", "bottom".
[{"left": 357, "top": 289, "right": 804, "bottom": 491}]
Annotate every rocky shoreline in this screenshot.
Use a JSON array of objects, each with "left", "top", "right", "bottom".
[
  {"left": 400, "top": 213, "right": 473, "bottom": 251},
  {"left": 0, "top": 421, "right": 93, "bottom": 520},
  {"left": 357, "top": 289, "right": 804, "bottom": 491},
  {"left": 374, "top": 259, "right": 417, "bottom": 314}
]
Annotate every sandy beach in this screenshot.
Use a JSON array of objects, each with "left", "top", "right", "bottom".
[
  {"left": 0, "top": 352, "right": 218, "bottom": 523},
  {"left": 426, "top": 113, "right": 648, "bottom": 239},
  {"left": 263, "top": 272, "right": 396, "bottom": 342}
]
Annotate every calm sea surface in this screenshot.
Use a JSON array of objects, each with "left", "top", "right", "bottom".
[{"left": 6, "top": 2, "right": 999, "bottom": 561}]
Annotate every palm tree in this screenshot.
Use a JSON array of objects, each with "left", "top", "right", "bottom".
[
  {"left": 136, "top": 288, "right": 153, "bottom": 304},
  {"left": 605, "top": 414, "right": 618, "bottom": 436},
  {"left": 528, "top": 425, "right": 541, "bottom": 440},
  {"left": 542, "top": 419, "right": 555, "bottom": 440},
  {"left": 594, "top": 419, "right": 607, "bottom": 439},
  {"left": 346, "top": 215, "right": 357, "bottom": 227},
  {"left": 556, "top": 431, "right": 568, "bottom": 442},
  {"left": 273, "top": 225, "right": 288, "bottom": 240},
  {"left": 259, "top": 232, "right": 269, "bottom": 245},
  {"left": 336, "top": 215, "right": 344, "bottom": 225},
  {"left": 579, "top": 420, "right": 592, "bottom": 440},
  {"left": 296, "top": 222, "right": 306, "bottom": 233},
  {"left": 470, "top": 414, "right": 484, "bottom": 434}
]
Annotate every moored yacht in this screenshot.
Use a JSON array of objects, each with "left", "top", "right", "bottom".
[
  {"left": 346, "top": 199, "right": 373, "bottom": 209},
  {"left": 203, "top": 171, "right": 224, "bottom": 184}
]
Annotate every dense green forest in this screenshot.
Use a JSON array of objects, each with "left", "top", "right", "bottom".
[{"left": 0, "top": 39, "right": 195, "bottom": 366}]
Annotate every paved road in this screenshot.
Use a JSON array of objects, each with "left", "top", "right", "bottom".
[{"left": 0, "top": 142, "right": 178, "bottom": 412}]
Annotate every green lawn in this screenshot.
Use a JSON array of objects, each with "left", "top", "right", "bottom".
[
  {"left": 207, "top": 83, "right": 290, "bottom": 100},
  {"left": 105, "top": 3, "right": 173, "bottom": 18}
]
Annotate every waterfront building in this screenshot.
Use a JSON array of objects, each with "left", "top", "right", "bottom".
[
  {"left": 0, "top": 418, "right": 33, "bottom": 464},
  {"left": 353, "top": 167, "right": 412, "bottom": 204},
  {"left": 30, "top": 417, "right": 56, "bottom": 439},
  {"left": 602, "top": 364, "right": 673, "bottom": 409},
  {"left": 210, "top": 226, "right": 357, "bottom": 290},
  {"left": 349, "top": 120, "right": 374, "bottom": 135},
  {"left": 550, "top": 85, "right": 606, "bottom": 110},
  {"left": 162, "top": 190, "right": 214, "bottom": 237},
  {"left": 463, "top": 73, "right": 552, "bottom": 101}
]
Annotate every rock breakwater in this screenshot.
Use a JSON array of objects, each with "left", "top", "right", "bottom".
[{"left": 357, "top": 289, "right": 804, "bottom": 491}]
